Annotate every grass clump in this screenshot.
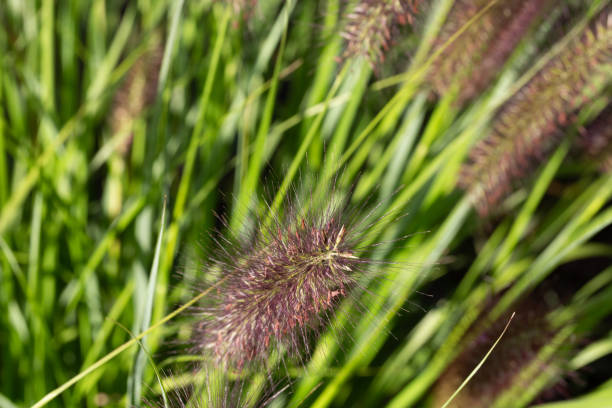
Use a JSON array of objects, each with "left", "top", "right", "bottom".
[{"left": 2, "top": 1, "right": 612, "bottom": 408}]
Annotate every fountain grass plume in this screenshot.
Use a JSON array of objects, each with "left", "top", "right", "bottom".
[
  {"left": 190, "top": 177, "right": 401, "bottom": 370},
  {"left": 341, "top": 0, "right": 426, "bottom": 68},
  {"left": 459, "top": 6, "right": 612, "bottom": 216},
  {"left": 429, "top": 0, "right": 551, "bottom": 106}
]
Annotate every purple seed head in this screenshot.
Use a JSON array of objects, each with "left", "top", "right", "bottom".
[
  {"left": 341, "top": 0, "right": 425, "bottom": 68},
  {"left": 429, "top": 0, "right": 551, "bottom": 106},
  {"left": 459, "top": 6, "right": 612, "bottom": 216},
  {"left": 192, "top": 183, "right": 383, "bottom": 369}
]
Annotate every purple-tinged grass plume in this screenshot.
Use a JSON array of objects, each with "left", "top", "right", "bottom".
[
  {"left": 190, "top": 180, "right": 398, "bottom": 370},
  {"left": 429, "top": 0, "right": 551, "bottom": 106},
  {"left": 341, "top": 0, "right": 426, "bottom": 67},
  {"left": 459, "top": 6, "right": 612, "bottom": 216},
  {"left": 576, "top": 104, "right": 612, "bottom": 172},
  {"left": 431, "top": 286, "right": 571, "bottom": 408}
]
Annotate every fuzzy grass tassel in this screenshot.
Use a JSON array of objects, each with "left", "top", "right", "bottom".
[
  {"left": 341, "top": 0, "right": 425, "bottom": 67},
  {"left": 429, "top": 0, "right": 551, "bottom": 105},
  {"left": 460, "top": 6, "right": 612, "bottom": 216},
  {"left": 191, "top": 184, "right": 389, "bottom": 369}
]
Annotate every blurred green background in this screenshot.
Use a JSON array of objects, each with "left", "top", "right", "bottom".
[{"left": 1, "top": 0, "right": 611, "bottom": 407}]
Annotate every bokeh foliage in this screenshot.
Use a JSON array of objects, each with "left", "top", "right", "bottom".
[{"left": 0, "top": 0, "right": 611, "bottom": 407}]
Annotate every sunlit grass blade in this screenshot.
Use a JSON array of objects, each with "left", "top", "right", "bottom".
[{"left": 128, "top": 198, "right": 167, "bottom": 407}]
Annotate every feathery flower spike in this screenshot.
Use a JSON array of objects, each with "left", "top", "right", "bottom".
[
  {"left": 429, "top": 0, "right": 551, "bottom": 105},
  {"left": 192, "top": 181, "right": 395, "bottom": 369},
  {"left": 342, "top": 0, "right": 426, "bottom": 67},
  {"left": 460, "top": 6, "right": 612, "bottom": 216}
]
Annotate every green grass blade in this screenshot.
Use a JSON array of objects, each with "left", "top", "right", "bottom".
[{"left": 127, "top": 198, "right": 167, "bottom": 406}]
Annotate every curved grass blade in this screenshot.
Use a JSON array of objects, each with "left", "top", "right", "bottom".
[{"left": 440, "top": 313, "right": 515, "bottom": 408}]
